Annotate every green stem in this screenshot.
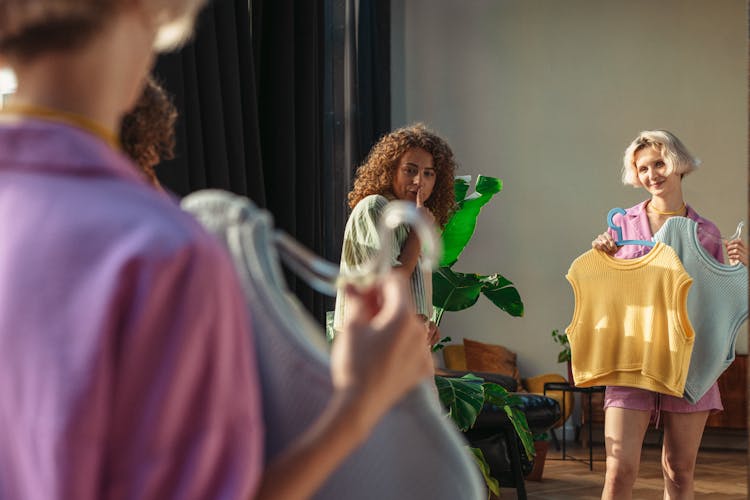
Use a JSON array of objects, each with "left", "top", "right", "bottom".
[{"left": 433, "top": 307, "right": 445, "bottom": 327}]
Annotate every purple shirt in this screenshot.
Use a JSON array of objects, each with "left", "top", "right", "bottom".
[
  {"left": 608, "top": 200, "right": 725, "bottom": 263},
  {"left": 0, "top": 120, "right": 263, "bottom": 499}
]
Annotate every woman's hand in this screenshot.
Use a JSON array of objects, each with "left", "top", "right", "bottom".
[
  {"left": 415, "top": 186, "right": 435, "bottom": 225},
  {"left": 417, "top": 315, "right": 440, "bottom": 347},
  {"left": 725, "top": 238, "right": 748, "bottom": 266},
  {"left": 592, "top": 232, "right": 618, "bottom": 255},
  {"left": 395, "top": 186, "right": 434, "bottom": 278}
]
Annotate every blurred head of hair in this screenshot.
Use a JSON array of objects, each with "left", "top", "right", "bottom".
[{"left": 0, "top": 0, "right": 207, "bottom": 60}]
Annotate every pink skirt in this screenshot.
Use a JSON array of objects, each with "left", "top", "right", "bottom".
[{"left": 603, "top": 383, "right": 722, "bottom": 427}]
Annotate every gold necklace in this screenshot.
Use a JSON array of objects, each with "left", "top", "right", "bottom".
[
  {"left": 648, "top": 201, "right": 686, "bottom": 216},
  {"left": 0, "top": 103, "right": 120, "bottom": 150}
]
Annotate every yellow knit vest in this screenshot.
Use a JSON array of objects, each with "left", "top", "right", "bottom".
[{"left": 565, "top": 243, "right": 694, "bottom": 396}]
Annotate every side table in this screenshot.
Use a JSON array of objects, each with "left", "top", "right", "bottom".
[{"left": 543, "top": 382, "right": 605, "bottom": 471}]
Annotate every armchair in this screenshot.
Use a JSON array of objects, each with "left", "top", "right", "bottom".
[
  {"left": 438, "top": 342, "right": 562, "bottom": 499},
  {"left": 444, "top": 343, "right": 573, "bottom": 435}
]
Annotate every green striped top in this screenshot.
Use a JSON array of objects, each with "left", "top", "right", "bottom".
[{"left": 333, "top": 194, "right": 431, "bottom": 332}]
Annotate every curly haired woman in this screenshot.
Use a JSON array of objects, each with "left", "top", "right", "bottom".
[
  {"left": 120, "top": 76, "right": 178, "bottom": 189},
  {"left": 333, "top": 123, "right": 458, "bottom": 346}
]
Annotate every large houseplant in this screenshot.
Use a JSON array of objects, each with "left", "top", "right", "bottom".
[
  {"left": 431, "top": 175, "right": 532, "bottom": 496},
  {"left": 431, "top": 175, "right": 524, "bottom": 328}
]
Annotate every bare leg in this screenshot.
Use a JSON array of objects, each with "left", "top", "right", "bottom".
[
  {"left": 660, "top": 410, "right": 709, "bottom": 500},
  {"left": 601, "top": 407, "right": 651, "bottom": 500}
]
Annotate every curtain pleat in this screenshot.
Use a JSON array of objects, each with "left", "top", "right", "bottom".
[{"left": 153, "top": 0, "right": 389, "bottom": 324}]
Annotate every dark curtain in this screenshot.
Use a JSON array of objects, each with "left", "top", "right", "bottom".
[
  {"left": 356, "top": 0, "right": 391, "bottom": 161},
  {"left": 154, "top": 0, "right": 265, "bottom": 206},
  {"left": 153, "top": 0, "right": 390, "bottom": 323},
  {"left": 251, "top": 1, "right": 327, "bottom": 319}
]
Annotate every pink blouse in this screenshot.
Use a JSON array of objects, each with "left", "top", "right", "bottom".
[
  {"left": 0, "top": 119, "right": 263, "bottom": 499},
  {"left": 607, "top": 200, "right": 725, "bottom": 263}
]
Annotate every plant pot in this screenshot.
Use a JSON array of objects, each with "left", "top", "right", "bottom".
[
  {"left": 567, "top": 360, "right": 574, "bottom": 385},
  {"left": 524, "top": 440, "right": 549, "bottom": 482}
]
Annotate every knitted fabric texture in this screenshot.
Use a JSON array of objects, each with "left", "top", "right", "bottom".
[
  {"left": 566, "top": 243, "right": 695, "bottom": 396},
  {"left": 654, "top": 217, "right": 749, "bottom": 403}
]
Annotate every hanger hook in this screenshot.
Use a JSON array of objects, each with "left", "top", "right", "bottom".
[
  {"left": 336, "top": 201, "right": 442, "bottom": 291},
  {"left": 607, "top": 207, "right": 626, "bottom": 242},
  {"left": 729, "top": 221, "right": 744, "bottom": 241},
  {"left": 604, "top": 207, "right": 655, "bottom": 248}
]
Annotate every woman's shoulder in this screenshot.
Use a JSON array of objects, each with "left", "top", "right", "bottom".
[
  {"left": 686, "top": 205, "right": 721, "bottom": 235},
  {"left": 352, "top": 193, "right": 390, "bottom": 215},
  {"left": 360, "top": 193, "right": 390, "bottom": 205},
  {"left": 623, "top": 200, "right": 649, "bottom": 216}
]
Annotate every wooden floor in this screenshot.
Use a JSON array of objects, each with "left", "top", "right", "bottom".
[{"left": 501, "top": 442, "right": 747, "bottom": 499}]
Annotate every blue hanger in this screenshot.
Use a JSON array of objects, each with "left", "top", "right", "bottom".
[{"left": 607, "top": 207, "right": 655, "bottom": 247}]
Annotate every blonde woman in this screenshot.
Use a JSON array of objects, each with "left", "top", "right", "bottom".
[
  {"left": 0, "top": 1, "right": 431, "bottom": 499},
  {"left": 591, "top": 130, "right": 747, "bottom": 499}
]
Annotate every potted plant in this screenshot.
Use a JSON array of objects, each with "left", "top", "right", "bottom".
[
  {"left": 431, "top": 176, "right": 523, "bottom": 333},
  {"left": 435, "top": 373, "right": 533, "bottom": 498},
  {"left": 431, "top": 175, "right": 532, "bottom": 495},
  {"left": 524, "top": 432, "right": 551, "bottom": 482},
  {"left": 551, "top": 329, "right": 573, "bottom": 384}
]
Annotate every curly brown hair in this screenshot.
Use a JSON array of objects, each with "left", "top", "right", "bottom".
[
  {"left": 348, "top": 123, "right": 458, "bottom": 227},
  {"left": 120, "top": 76, "right": 177, "bottom": 188}
]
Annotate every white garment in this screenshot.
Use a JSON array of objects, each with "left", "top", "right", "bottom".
[{"left": 182, "top": 190, "right": 484, "bottom": 500}]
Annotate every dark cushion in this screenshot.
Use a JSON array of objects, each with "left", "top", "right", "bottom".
[{"left": 472, "top": 393, "right": 561, "bottom": 435}]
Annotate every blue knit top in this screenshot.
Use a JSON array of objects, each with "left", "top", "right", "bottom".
[{"left": 654, "top": 217, "right": 748, "bottom": 403}]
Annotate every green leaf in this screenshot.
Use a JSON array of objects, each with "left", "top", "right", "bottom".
[
  {"left": 453, "top": 176, "right": 471, "bottom": 203},
  {"left": 557, "top": 350, "right": 571, "bottom": 363},
  {"left": 434, "top": 374, "right": 485, "bottom": 431},
  {"left": 481, "top": 381, "right": 512, "bottom": 406},
  {"left": 480, "top": 274, "right": 524, "bottom": 317},
  {"left": 440, "top": 175, "right": 503, "bottom": 267},
  {"left": 432, "top": 267, "right": 483, "bottom": 312},
  {"left": 551, "top": 329, "right": 571, "bottom": 362},
  {"left": 474, "top": 175, "right": 503, "bottom": 196},
  {"left": 468, "top": 447, "right": 500, "bottom": 496},
  {"left": 432, "top": 268, "right": 524, "bottom": 319},
  {"left": 503, "top": 405, "right": 536, "bottom": 461},
  {"left": 482, "top": 382, "right": 535, "bottom": 460}
]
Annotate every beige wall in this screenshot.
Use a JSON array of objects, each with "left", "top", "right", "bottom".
[{"left": 392, "top": 0, "right": 748, "bottom": 377}]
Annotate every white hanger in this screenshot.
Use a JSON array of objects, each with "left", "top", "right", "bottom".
[{"left": 275, "top": 200, "right": 442, "bottom": 296}]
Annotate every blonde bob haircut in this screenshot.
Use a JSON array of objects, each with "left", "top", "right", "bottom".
[
  {"left": 0, "top": 0, "right": 206, "bottom": 58},
  {"left": 621, "top": 129, "right": 700, "bottom": 187}
]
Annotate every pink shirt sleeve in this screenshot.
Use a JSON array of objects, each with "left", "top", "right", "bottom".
[
  {"left": 103, "top": 239, "right": 264, "bottom": 499},
  {"left": 0, "top": 121, "right": 263, "bottom": 500}
]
